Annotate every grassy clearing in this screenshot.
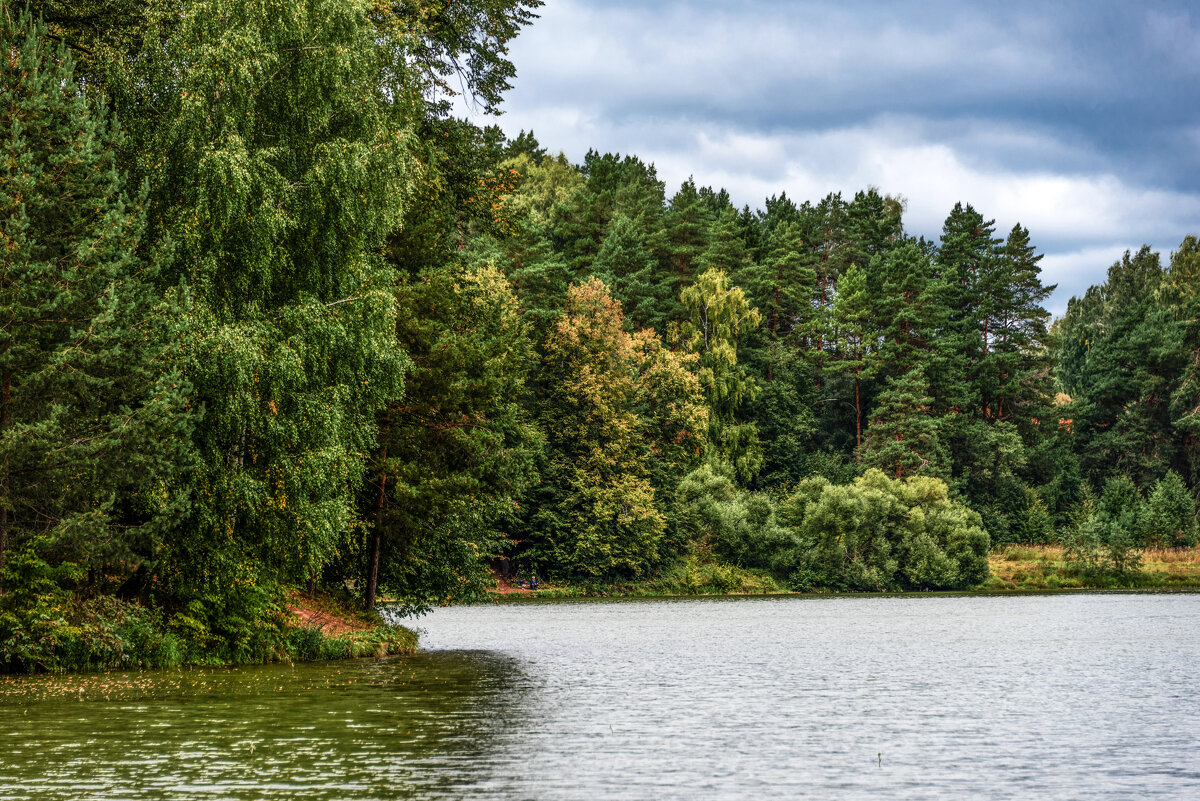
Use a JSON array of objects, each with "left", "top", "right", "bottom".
[{"left": 985, "top": 545, "right": 1200, "bottom": 591}]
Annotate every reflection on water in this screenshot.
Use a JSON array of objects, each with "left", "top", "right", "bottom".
[
  {"left": 2, "top": 593, "right": 1199, "bottom": 799},
  {"left": 0, "top": 651, "right": 530, "bottom": 800}
]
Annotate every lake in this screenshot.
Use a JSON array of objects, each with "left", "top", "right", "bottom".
[{"left": 2, "top": 593, "right": 1198, "bottom": 799}]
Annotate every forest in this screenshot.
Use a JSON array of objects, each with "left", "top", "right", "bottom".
[{"left": 2, "top": 0, "right": 1198, "bottom": 671}]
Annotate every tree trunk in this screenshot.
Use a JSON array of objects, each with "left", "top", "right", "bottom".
[
  {"left": 364, "top": 527, "right": 381, "bottom": 612},
  {"left": 365, "top": 418, "right": 390, "bottom": 612},
  {"left": 854, "top": 369, "right": 862, "bottom": 448}
]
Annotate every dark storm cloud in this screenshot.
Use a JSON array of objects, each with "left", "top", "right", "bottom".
[{"left": 479, "top": 0, "right": 1200, "bottom": 311}]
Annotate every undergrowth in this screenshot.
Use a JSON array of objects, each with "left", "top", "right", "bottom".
[{"left": 0, "top": 591, "right": 415, "bottom": 674}]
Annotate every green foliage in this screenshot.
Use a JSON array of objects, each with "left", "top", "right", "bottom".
[
  {"left": 1056, "top": 247, "right": 1181, "bottom": 485},
  {"left": 1167, "top": 237, "right": 1200, "bottom": 490},
  {"left": 826, "top": 263, "right": 874, "bottom": 446},
  {"left": 674, "top": 461, "right": 794, "bottom": 572},
  {"left": 373, "top": 0, "right": 543, "bottom": 116},
  {"left": 858, "top": 369, "right": 948, "bottom": 480},
  {"left": 679, "top": 268, "right": 764, "bottom": 480},
  {"left": 11, "top": 0, "right": 1200, "bottom": 666},
  {"left": 0, "top": 5, "right": 190, "bottom": 598},
  {"left": 1091, "top": 475, "right": 1147, "bottom": 554},
  {"left": 1059, "top": 476, "right": 1149, "bottom": 578},
  {"left": 139, "top": 0, "right": 419, "bottom": 603},
  {"left": 526, "top": 279, "right": 704, "bottom": 579},
  {"left": 1144, "top": 471, "right": 1197, "bottom": 548},
  {"left": 2, "top": 0, "right": 542, "bottom": 663},
  {"left": 371, "top": 263, "right": 542, "bottom": 612},
  {"left": 780, "top": 470, "right": 990, "bottom": 591}
]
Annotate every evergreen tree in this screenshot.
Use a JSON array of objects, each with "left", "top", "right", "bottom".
[
  {"left": 367, "top": 264, "right": 541, "bottom": 612},
  {"left": 845, "top": 188, "right": 904, "bottom": 285},
  {"left": 700, "top": 207, "right": 754, "bottom": 277},
  {"left": 1060, "top": 248, "right": 1179, "bottom": 484},
  {"left": 0, "top": 7, "right": 189, "bottom": 595},
  {"left": 1144, "top": 470, "right": 1198, "bottom": 548},
  {"left": 1097, "top": 474, "right": 1148, "bottom": 547},
  {"left": 592, "top": 214, "right": 671, "bottom": 332},
  {"left": 875, "top": 240, "right": 950, "bottom": 380},
  {"left": 741, "top": 221, "right": 817, "bottom": 348},
  {"left": 553, "top": 150, "right": 664, "bottom": 277},
  {"left": 858, "top": 370, "right": 948, "bottom": 480},
  {"left": 935, "top": 202, "right": 1000, "bottom": 414},
  {"left": 505, "top": 129, "right": 548, "bottom": 163},
  {"left": 980, "top": 224, "right": 1055, "bottom": 424},
  {"left": 661, "top": 179, "right": 712, "bottom": 319},
  {"left": 812, "top": 193, "right": 852, "bottom": 331},
  {"left": 1168, "top": 236, "right": 1200, "bottom": 490},
  {"left": 827, "top": 264, "right": 873, "bottom": 448},
  {"left": 736, "top": 221, "right": 819, "bottom": 487}
]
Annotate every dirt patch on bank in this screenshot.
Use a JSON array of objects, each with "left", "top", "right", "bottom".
[
  {"left": 288, "top": 593, "right": 373, "bottom": 636},
  {"left": 490, "top": 574, "right": 531, "bottom": 595}
]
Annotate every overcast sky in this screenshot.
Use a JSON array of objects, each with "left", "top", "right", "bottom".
[{"left": 469, "top": 0, "right": 1200, "bottom": 314}]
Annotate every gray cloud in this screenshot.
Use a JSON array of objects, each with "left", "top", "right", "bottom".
[{"left": 468, "top": 0, "right": 1200, "bottom": 313}]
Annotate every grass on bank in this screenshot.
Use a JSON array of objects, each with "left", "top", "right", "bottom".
[
  {"left": 492, "top": 546, "right": 1200, "bottom": 600},
  {"left": 501, "top": 552, "right": 786, "bottom": 600},
  {"left": 983, "top": 545, "right": 1200, "bottom": 591}
]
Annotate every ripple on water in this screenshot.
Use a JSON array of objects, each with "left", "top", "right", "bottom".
[{"left": 1, "top": 593, "right": 1198, "bottom": 800}]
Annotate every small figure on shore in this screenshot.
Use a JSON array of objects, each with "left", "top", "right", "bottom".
[{"left": 530, "top": 576, "right": 539, "bottom": 590}]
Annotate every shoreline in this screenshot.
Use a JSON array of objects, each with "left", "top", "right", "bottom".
[
  {"left": 479, "top": 545, "right": 1200, "bottom": 603},
  {"left": 0, "top": 591, "right": 418, "bottom": 677},
  {"left": 481, "top": 584, "right": 1200, "bottom": 605}
]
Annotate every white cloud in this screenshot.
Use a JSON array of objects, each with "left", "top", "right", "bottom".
[{"left": 1039, "top": 246, "right": 1138, "bottom": 315}]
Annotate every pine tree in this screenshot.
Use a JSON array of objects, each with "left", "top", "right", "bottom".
[
  {"left": 741, "top": 221, "right": 817, "bottom": 348},
  {"left": 812, "top": 193, "right": 851, "bottom": 329},
  {"left": 552, "top": 150, "right": 664, "bottom": 277},
  {"left": 827, "top": 264, "right": 873, "bottom": 448},
  {"left": 592, "top": 215, "right": 671, "bottom": 333},
  {"left": 1168, "top": 236, "right": 1200, "bottom": 490},
  {"left": 661, "top": 179, "right": 712, "bottom": 320},
  {"left": 858, "top": 370, "right": 948, "bottom": 479},
  {"left": 875, "top": 240, "right": 947, "bottom": 379},
  {"left": 936, "top": 202, "right": 1000, "bottom": 414},
  {"left": 979, "top": 224, "right": 1055, "bottom": 423},
  {"left": 700, "top": 207, "right": 754, "bottom": 277},
  {"left": 845, "top": 188, "right": 904, "bottom": 282},
  {"left": 0, "top": 7, "right": 189, "bottom": 594},
  {"left": 367, "top": 264, "right": 542, "bottom": 611},
  {"left": 1144, "top": 471, "right": 1198, "bottom": 548},
  {"left": 1061, "top": 248, "right": 1178, "bottom": 484}
]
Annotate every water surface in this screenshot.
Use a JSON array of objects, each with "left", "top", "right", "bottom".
[{"left": 2, "top": 593, "right": 1198, "bottom": 799}]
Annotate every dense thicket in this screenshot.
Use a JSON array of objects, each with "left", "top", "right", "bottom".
[{"left": 3, "top": 0, "right": 1197, "bottom": 669}]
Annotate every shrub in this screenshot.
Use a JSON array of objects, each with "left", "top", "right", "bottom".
[
  {"left": 1144, "top": 471, "right": 1198, "bottom": 548},
  {"left": 779, "top": 469, "right": 990, "bottom": 591},
  {"left": 674, "top": 461, "right": 795, "bottom": 571}
]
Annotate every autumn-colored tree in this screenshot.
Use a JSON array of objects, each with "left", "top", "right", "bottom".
[{"left": 529, "top": 279, "right": 675, "bottom": 577}]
